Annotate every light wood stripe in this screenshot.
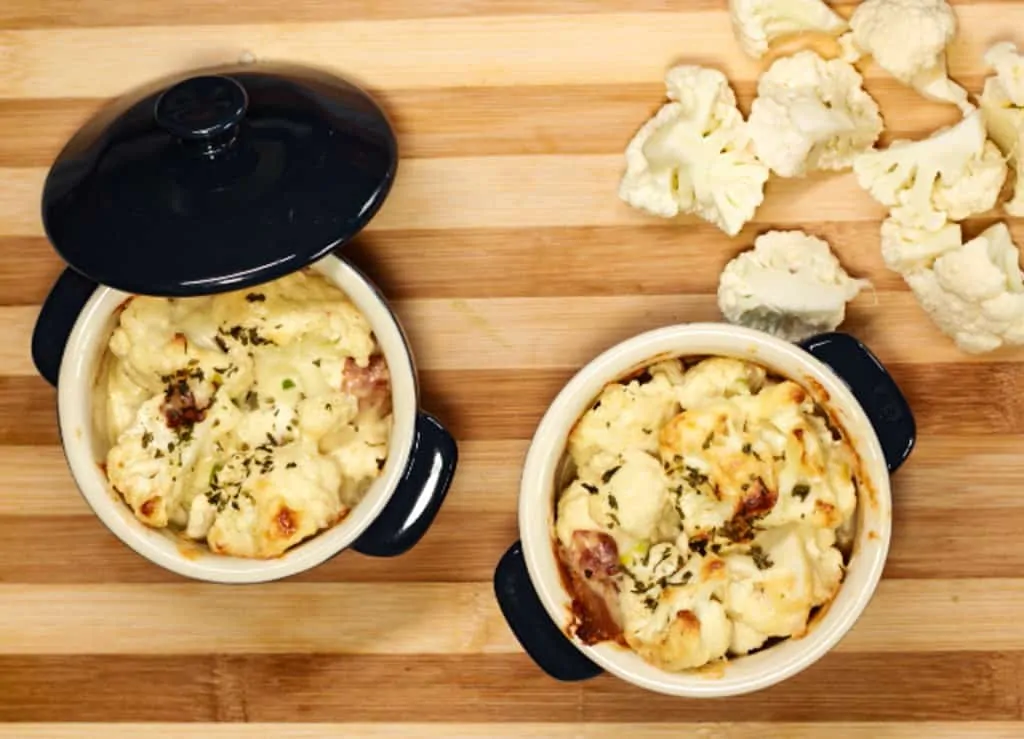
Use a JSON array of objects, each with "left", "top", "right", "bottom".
[
  {"left": 0, "top": 580, "right": 1019, "bottom": 655},
  {"left": 0, "top": 652, "right": 1016, "bottom": 722},
  {"left": 5, "top": 437, "right": 1024, "bottom": 518},
  {"left": 2, "top": 0, "right": 1020, "bottom": 31},
  {"left": 0, "top": 161, "right": 894, "bottom": 237},
  {"left": 4, "top": 724, "right": 1023, "bottom": 739},
  {"left": 2, "top": 362, "right": 1023, "bottom": 448},
  {"left": 0, "top": 8, "right": 1019, "bottom": 99},
  {"left": 0, "top": 0, "right": 732, "bottom": 30},
  {"left": 7, "top": 294, "right": 1023, "bottom": 381},
  {"left": 0, "top": 79, "right": 967, "bottom": 167}
]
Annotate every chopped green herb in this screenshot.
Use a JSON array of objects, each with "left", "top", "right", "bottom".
[
  {"left": 792, "top": 483, "right": 811, "bottom": 501},
  {"left": 642, "top": 427, "right": 652, "bottom": 435},
  {"left": 702, "top": 432, "right": 714, "bottom": 450},
  {"left": 742, "top": 443, "right": 753, "bottom": 455},
  {"left": 601, "top": 465, "right": 622, "bottom": 484},
  {"left": 282, "top": 378, "right": 295, "bottom": 390},
  {"left": 581, "top": 483, "right": 599, "bottom": 495},
  {"left": 643, "top": 595, "right": 659, "bottom": 612},
  {"left": 607, "top": 494, "right": 619, "bottom": 510},
  {"left": 750, "top": 545, "right": 774, "bottom": 570},
  {"left": 286, "top": 462, "right": 297, "bottom": 469},
  {"left": 245, "top": 293, "right": 266, "bottom": 303},
  {"left": 214, "top": 335, "right": 229, "bottom": 353},
  {"left": 141, "top": 431, "right": 154, "bottom": 449},
  {"left": 313, "top": 359, "right": 322, "bottom": 367}
]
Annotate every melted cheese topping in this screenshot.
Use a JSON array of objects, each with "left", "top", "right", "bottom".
[
  {"left": 98, "top": 270, "right": 393, "bottom": 559},
  {"left": 556, "top": 356, "right": 860, "bottom": 671}
]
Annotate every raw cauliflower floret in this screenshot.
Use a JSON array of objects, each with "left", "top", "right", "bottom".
[
  {"left": 879, "top": 217, "right": 963, "bottom": 273},
  {"left": 728, "top": 0, "right": 846, "bottom": 59},
  {"left": 981, "top": 43, "right": 1024, "bottom": 216},
  {"left": 747, "top": 51, "right": 883, "bottom": 177},
  {"left": 903, "top": 223, "right": 1024, "bottom": 354},
  {"left": 718, "top": 230, "right": 871, "bottom": 342},
  {"left": 853, "top": 111, "right": 1007, "bottom": 229},
  {"left": 619, "top": 65, "right": 770, "bottom": 237},
  {"left": 845, "top": 0, "right": 972, "bottom": 112}
]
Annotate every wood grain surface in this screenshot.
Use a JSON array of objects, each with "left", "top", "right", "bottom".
[{"left": 2, "top": 0, "right": 1024, "bottom": 736}]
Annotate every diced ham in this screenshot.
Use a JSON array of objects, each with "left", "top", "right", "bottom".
[{"left": 341, "top": 355, "right": 391, "bottom": 412}]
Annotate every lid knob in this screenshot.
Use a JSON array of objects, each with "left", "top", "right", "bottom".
[{"left": 154, "top": 75, "right": 248, "bottom": 142}]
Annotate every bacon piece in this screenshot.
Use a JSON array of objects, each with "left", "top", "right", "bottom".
[
  {"left": 568, "top": 530, "right": 620, "bottom": 580},
  {"left": 560, "top": 530, "right": 624, "bottom": 645},
  {"left": 341, "top": 355, "right": 391, "bottom": 412}
]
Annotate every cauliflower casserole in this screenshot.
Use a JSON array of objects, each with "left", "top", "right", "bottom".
[
  {"left": 95, "top": 270, "right": 392, "bottom": 559},
  {"left": 554, "top": 356, "right": 862, "bottom": 671}
]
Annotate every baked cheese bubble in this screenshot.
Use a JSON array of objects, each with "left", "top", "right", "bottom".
[
  {"left": 96, "top": 270, "right": 392, "bottom": 559},
  {"left": 554, "top": 356, "right": 862, "bottom": 671}
]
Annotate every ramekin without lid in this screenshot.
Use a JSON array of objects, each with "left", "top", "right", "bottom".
[
  {"left": 32, "top": 254, "right": 457, "bottom": 583},
  {"left": 494, "top": 323, "right": 915, "bottom": 698}
]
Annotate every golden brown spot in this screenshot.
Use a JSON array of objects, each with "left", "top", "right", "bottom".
[
  {"left": 806, "top": 377, "right": 830, "bottom": 403},
  {"left": 790, "top": 386, "right": 807, "bottom": 404},
  {"left": 793, "top": 428, "right": 804, "bottom": 442},
  {"left": 172, "top": 332, "right": 187, "bottom": 349},
  {"left": 868, "top": 530, "right": 879, "bottom": 541},
  {"left": 176, "top": 541, "right": 203, "bottom": 561},
  {"left": 274, "top": 506, "right": 298, "bottom": 538},
  {"left": 701, "top": 557, "right": 726, "bottom": 580},
  {"left": 676, "top": 609, "right": 701, "bottom": 632},
  {"left": 115, "top": 296, "right": 134, "bottom": 314},
  {"left": 139, "top": 497, "right": 160, "bottom": 518}
]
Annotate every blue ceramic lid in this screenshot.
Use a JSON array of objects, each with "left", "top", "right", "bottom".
[{"left": 41, "top": 67, "right": 398, "bottom": 296}]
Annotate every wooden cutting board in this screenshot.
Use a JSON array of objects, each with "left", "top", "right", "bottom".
[{"left": 1, "top": 1, "right": 1023, "bottom": 736}]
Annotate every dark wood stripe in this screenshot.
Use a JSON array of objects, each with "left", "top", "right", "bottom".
[
  {"left": 0, "top": 78, "right": 974, "bottom": 167},
  {"left": 0, "top": 652, "right": 1016, "bottom": 722},
  {"left": 4, "top": 362, "right": 1023, "bottom": 447},
  {"left": 0, "top": 506, "right": 1019, "bottom": 583}
]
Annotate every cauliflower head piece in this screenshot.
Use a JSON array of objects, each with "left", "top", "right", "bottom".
[
  {"left": 853, "top": 111, "right": 1007, "bottom": 228},
  {"left": 747, "top": 51, "right": 883, "bottom": 177},
  {"left": 619, "top": 65, "right": 770, "bottom": 237},
  {"left": 717, "top": 229, "right": 871, "bottom": 342},
  {"left": 728, "top": 0, "right": 846, "bottom": 59},
  {"left": 981, "top": 42, "right": 1024, "bottom": 216},
  {"left": 880, "top": 217, "right": 963, "bottom": 273},
  {"left": 902, "top": 223, "right": 1024, "bottom": 354},
  {"left": 847, "top": 0, "right": 971, "bottom": 111}
]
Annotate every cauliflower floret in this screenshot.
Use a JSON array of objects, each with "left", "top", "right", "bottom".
[
  {"left": 724, "top": 526, "right": 842, "bottom": 652},
  {"left": 718, "top": 230, "right": 871, "bottom": 342},
  {"left": 903, "top": 223, "right": 1024, "bottom": 354},
  {"left": 619, "top": 65, "right": 770, "bottom": 237},
  {"left": 728, "top": 0, "right": 846, "bottom": 59},
  {"left": 747, "top": 52, "right": 882, "bottom": 178},
  {"left": 568, "top": 373, "right": 680, "bottom": 467},
  {"left": 578, "top": 449, "right": 671, "bottom": 543},
  {"left": 981, "top": 43, "right": 1024, "bottom": 216},
  {"left": 985, "top": 42, "right": 1024, "bottom": 106},
  {"left": 673, "top": 357, "right": 767, "bottom": 411},
  {"left": 620, "top": 545, "right": 732, "bottom": 670},
  {"left": 846, "top": 0, "right": 972, "bottom": 112},
  {"left": 853, "top": 111, "right": 1007, "bottom": 228},
  {"left": 880, "top": 217, "right": 963, "bottom": 273}
]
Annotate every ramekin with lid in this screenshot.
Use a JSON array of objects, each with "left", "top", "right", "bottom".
[
  {"left": 494, "top": 324, "right": 915, "bottom": 697},
  {"left": 30, "top": 65, "right": 457, "bottom": 583}
]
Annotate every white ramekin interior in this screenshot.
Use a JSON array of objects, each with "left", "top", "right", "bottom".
[
  {"left": 518, "top": 324, "right": 893, "bottom": 697},
  {"left": 57, "top": 255, "right": 418, "bottom": 583}
]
